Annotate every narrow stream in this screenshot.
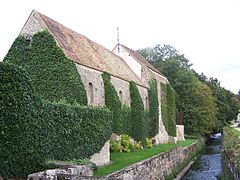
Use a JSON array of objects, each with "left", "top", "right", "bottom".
[{"left": 183, "top": 133, "right": 222, "bottom": 180}]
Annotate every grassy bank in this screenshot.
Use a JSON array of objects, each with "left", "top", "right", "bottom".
[
  {"left": 94, "top": 139, "right": 197, "bottom": 176},
  {"left": 221, "top": 126, "right": 240, "bottom": 179}
]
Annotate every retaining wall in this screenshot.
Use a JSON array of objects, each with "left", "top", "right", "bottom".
[{"left": 28, "top": 140, "right": 204, "bottom": 180}]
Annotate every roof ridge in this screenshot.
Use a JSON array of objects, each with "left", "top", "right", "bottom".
[{"left": 34, "top": 11, "right": 146, "bottom": 87}]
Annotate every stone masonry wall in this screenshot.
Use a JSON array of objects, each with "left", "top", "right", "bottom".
[
  {"left": 76, "top": 64, "right": 105, "bottom": 106},
  {"left": 20, "top": 10, "right": 46, "bottom": 36},
  {"left": 176, "top": 125, "right": 185, "bottom": 141},
  {"left": 28, "top": 140, "right": 204, "bottom": 180},
  {"left": 90, "top": 141, "right": 110, "bottom": 167},
  {"left": 104, "top": 140, "right": 203, "bottom": 180}
]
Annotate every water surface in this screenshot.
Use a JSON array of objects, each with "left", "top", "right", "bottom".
[{"left": 182, "top": 133, "right": 222, "bottom": 180}]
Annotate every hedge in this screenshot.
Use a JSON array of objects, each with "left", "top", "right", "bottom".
[
  {"left": 102, "top": 72, "right": 123, "bottom": 134},
  {"left": 148, "top": 79, "right": 159, "bottom": 137},
  {"left": 0, "top": 62, "right": 45, "bottom": 178},
  {"left": 43, "top": 102, "right": 112, "bottom": 160},
  {"left": 129, "top": 81, "right": 148, "bottom": 145},
  {"left": 4, "top": 31, "right": 87, "bottom": 105},
  {"left": 161, "top": 83, "right": 176, "bottom": 137},
  {"left": 0, "top": 62, "right": 113, "bottom": 177}
]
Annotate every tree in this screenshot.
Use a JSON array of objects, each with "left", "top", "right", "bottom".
[
  {"left": 196, "top": 73, "right": 240, "bottom": 127},
  {"left": 138, "top": 44, "right": 219, "bottom": 135}
]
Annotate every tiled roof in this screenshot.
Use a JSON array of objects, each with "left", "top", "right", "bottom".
[
  {"left": 120, "top": 44, "right": 165, "bottom": 77},
  {"left": 36, "top": 11, "right": 144, "bottom": 86}
]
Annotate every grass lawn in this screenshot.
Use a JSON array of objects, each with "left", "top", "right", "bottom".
[{"left": 94, "top": 139, "right": 197, "bottom": 176}]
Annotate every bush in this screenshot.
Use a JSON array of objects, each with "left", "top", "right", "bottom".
[
  {"left": 148, "top": 79, "right": 159, "bottom": 137},
  {"left": 4, "top": 31, "right": 87, "bottom": 105},
  {"left": 129, "top": 81, "right": 148, "bottom": 146},
  {"left": 0, "top": 62, "right": 45, "bottom": 178},
  {"left": 102, "top": 72, "right": 123, "bottom": 134},
  {"left": 110, "top": 134, "right": 142, "bottom": 152},
  {"left": 43, "top": 102, "right": 112, "bottom": 160},
  {"left": 146, "top": 138, "right": 153, "bottom": 149}
]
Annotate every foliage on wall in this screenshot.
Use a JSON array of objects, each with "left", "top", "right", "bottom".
[
  {"left": 0, "top": 62, "right": 45, "bottom": 178},
  {"left": 130, "top": 81, "right": 148, "bottom": 145},
  {"left": 161, "top": 82, "right": 176, "bottom": 137},
  {"left": 102, "top": 72, "right": 123, "bottom": 134},
  {"left": 43, "top": 102, "right": 112, "bottom": 160},
  {"left": 148, "top": 79, "right": 159, "bottom": 137},
  {"left": 122, "top": 104, "right": 132, "bottom": 136},
  {"left": 3, "top": 30, "right": 87, "bottom": 105},
  {"left": 0, "top": 62, "right": 112, "bottom": 177}
]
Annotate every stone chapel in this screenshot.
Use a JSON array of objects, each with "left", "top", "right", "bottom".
[{"left": 15, "top": 10, "right": 184, "bottom": 166}]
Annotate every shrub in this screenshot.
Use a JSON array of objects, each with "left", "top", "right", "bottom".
[
  {"left": 129, "top": 81, "right": 148, "bottom": 146},
  {"left": 4, "top": 31, "right": 87, "bottom": 105},
  {"left": 110, "top": 141, "right": 123, "bottom": 152},
  {"left": 102, "top": 72, "right": 123, "bottom": 134},
  {"left": 110, "top": 134, "right": 142, "bottom": 152},
  {"left": 0, "top": 62, "right": 45, "bottom": 178},
  {"left": 146, "top": 138, "right": 153, "bottom": 149},
  {"left": 148, "top": 79, "right": 159, "bottom": 137}
]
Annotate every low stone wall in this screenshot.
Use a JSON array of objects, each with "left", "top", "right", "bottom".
[
  {"left": 28, "top": 140, "right": 203, "bottom": 180},
  {"left": 104, "top": 140, "right": 203, "bottom": 180},
  {"left": 222, "top": 150, "right": 240, "bottom": 180}
]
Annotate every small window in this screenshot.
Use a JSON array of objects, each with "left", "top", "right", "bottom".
[
  {"left": 88, "top": 83, "right": 94, "bottom": 104},
  {"left": 145, "top": 97, "right": 149, "bottom": 109},
  {"left": 119, "top": 91, "right": 123, "bottom": 103}
]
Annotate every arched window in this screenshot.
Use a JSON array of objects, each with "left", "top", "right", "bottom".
[
  {"left": 119, "top": 91, "right": 123, "bottom": 103},
  {"left": 88, "top": 82, "right": 94, "bottom": 104},
  {"left": 145, "top": 97, "right": 149, "bottom": 109}
]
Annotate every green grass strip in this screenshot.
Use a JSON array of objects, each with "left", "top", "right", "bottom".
[{"left": 94, "top": 139, "right": 197, "bottom": 176}]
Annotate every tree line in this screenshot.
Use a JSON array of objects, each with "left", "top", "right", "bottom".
[{"left": 138, "top": 44, "right": 240, "bottom": 136}]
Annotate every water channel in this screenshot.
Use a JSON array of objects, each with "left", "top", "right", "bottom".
[{"left": 183, "top": 133, "right": 222, "bottom": 180}]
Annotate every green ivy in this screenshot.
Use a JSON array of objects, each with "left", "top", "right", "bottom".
[
  {"left": 43, "top": 102, "right": 112, "bottom": 160},
  {"left": 122, "top": 105, "right": 132, "bottom": 136},
  {"left": 161, "top": 83, "right": 176, "bottom": 137},
  {"left": 102, "top": 72, "right": 123, "bottom": 134},
  {"left": 3, "top": 31, "right": 87, "bottom": 105},
  {"left": 166, "top": 84, "right": 176, "bottom": 136},
  {"left": 148, "top": 79, "right": 159, "bottom": 137},
  {"left": 0, "top": 62, "right": 112, "bottom": 177},
  {"left": 129, "top": 81, "right": 148, "bottom": 145},
  {"left": 0, "top": 62, "right": 45, "bottom": 178}
]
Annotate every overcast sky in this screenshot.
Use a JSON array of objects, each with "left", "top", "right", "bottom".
[{"left": 0, "top": 0, "right": 239, "bottom": 93}]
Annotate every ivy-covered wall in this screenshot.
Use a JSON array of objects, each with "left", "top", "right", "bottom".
[
  {"left": 3, "top": 31, "right": 87, "bottom": 105},
  {"left": 148, "top": 79, "right": 159, "bottom": 137},
  {"left": 102, "top": 72, "right": 123, "bottom": 134},
  {"left": 0, "top": 62, "right": 45, "bottom": 178},
  {"left": 161, "top": 83, "right": 176, "bottom": 137},
  {"left": 122, "top": 105, "right": 132, "bottom": 136},
  {"left": 43, "top": 102, "right": 112, "bottom": 160},
  {"left": 130, "top": 81, "right": 148, "bottom": 145},
  {"left": 0, "top": 62, "right": 112, "bottom": 178}
]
